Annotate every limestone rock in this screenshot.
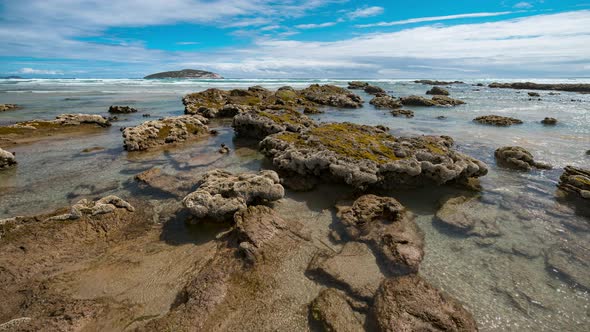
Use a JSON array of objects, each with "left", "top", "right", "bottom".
[
  {"left": 390, "top": 109, "right": 414, "bottom": 118},
  {"left": 310, "top": 289, "right": 365, "bottom": 332},
  {"left": 182, "top": 88, "right": 266, "bottom": 117},
  {"left": 347, "top": 81, "right": 369, "bottom": 89},
  {"left": 541, "top": 117, "right": 557, "bottom": 125},
  {"left": 558, "top": 166, "right": 590, "bottom": 200},
  {"left": 48, "top": 195, "right": 134, "bottom": 221},
  {"left": 0, "top": 148, "right": 17, "bottom": 169},
  {"left": 232, "top": 108, "right": 316, "bottom": 140},
  {"left": 260, "top": 122, "right": 488, "bottom": 189},
  {"left": 473, "top": 115, "right": 523, "bottom": 126},
  {"left": 122, "top": 115, "right": 209, "bottom": 151},
  {"left": 435, "top": 196, "right": 502, "bottom": 237},
  {"left": 135, "top": 167, "right": 199, "bottom": 197},
  {"left": 336, "top": 195, "right": 424, "bottom": 275},
  {"left": 370, "top": 95, "right": 402, "bottom": 109},
  {"left": 234, "top": 205, "right": 287, "bottom": 263},
  {"left": 372, "top": 275, "right": 478, "bottom": 332},
  {"left": 182, "top": 169, "right": 285, "bottom": 221},
  {"left": 364, "top": 85, "right": 386, "bottom": 95},
  {"left": 108, "top": 105, "right": 138, "bottom": 114},
  {"left": 301, "top": 84, "right": 363, "bottom": 108},
  {"left": 494, "top": 146, "right": 552, "bottom": 170},
  {"left": 426, "top": 86, "right": 450, "bottom": 95}
]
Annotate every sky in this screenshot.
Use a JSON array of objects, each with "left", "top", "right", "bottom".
[{"left": 0, "top": 0, "right": 589, "bottom": 78}]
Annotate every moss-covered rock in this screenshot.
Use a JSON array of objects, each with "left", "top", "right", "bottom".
[
  {"left": 0, "top": 114, "right": 110, "bottom": 137},
  {"left": 558, "top": 166, "right": 590, "bottom": 200},
  {"left": 232, "top": 108, "right": 316, "bottom": 140},
  {"left": 259, "top": 122, "right": 488, "bottom": 189},
  {"left": 108, "top": 105, "right": 137, "bottom": 114},
  {"left": 426, "top": 86, "right": 450, "bottom": 95},
  {"left": 474, "top": 115, "right": 523, "bottom": 126},
  {"left": 401, "top": 95, "right": 464, "bottom": 106},
  {"left": 300, "top": 84, "right": 363, "bottom": 108},
  {"left": 370, "top": 95, "right": 402, "bottom": 109},
  {"left": 122, "top": 115, "right": 209, "bottom": 151}
]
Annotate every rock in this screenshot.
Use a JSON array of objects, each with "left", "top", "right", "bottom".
[
  {"left": 414, "top": 80, "right": 464, "bottom": 85},
  {"left": 541, "top": 117, "right": 557, "bottom": 125},
  {"left": 144, "top": 69, "right": 223, "bottom": 79},
  {"left": 431, "top": 95, "right": 465, "bottom": 106},
  {"left": 1, "top": 114, "right": 111, "bottom": 137},
  {"left": 48, "top": 195, "right": 134, "bottom": 221},
  {"left": 370, "top": 95, "right": 402, "bottom": 109},
  {"left": 218, "top": 143, "right": 230, "bottom": 154},
  {"left": 426, "top": 86, "right": 450, "bottom": 95},
  {"left": 182, "top": 88, "right": 262, "bottom": 117},
  {"left": 142, "top": 113, "right": 151, "bottom": 117},
  {"left": 390, "top": 109, "right": 414, "bottom": 118},
  {"left": 372, "top": 275, "right": 478, "bottom": 332},
  {"left": 546, "top": 240, "right": 590, "bottom": 290},
  {"left": 0, "top": 317, "right": 32, "bottom": 331},
  {"left": 587, "top": 150, "right": 590, "bottom": 155},
  {"left": 307, "top": 242, "right": 384, "bottom": 300},
  {"left": 122, "top": 115, "right": 209, "bottom": 151},
  {"left": 301, "top": 84, "right": 363, "bottom": 108},
  {"left": 528, "top": 92, "right": 540, "bottom": 97},
  {"left": 473, "top": 115, "right": 523, "bottom": 126},
  {"left": 81, "top": 146, "right": 105, "bottom": 153},
  {"left": 400, "top": 95, "right": 464, "bottom": 106},
  {"left": 494, "top": 146, "right": 552, "bottom": 170},
  {"left": 476, "top": 83, "right": 484, "bottom": 87},
  {"left": 347, "top": 81, "right": 369, "bottom": 89},
  {"left": 0, "top": 104, "right": 20, "bottom": 112},
  {"left": 303, "top": 106, "right": 323, "bottom": 114},
  {"left": 135, "top": 167, "right": 199, "bottom": 197},
  {"left": 489, "top": 82, "right": 590, "bottom": 93},
  {"left": 435, "top": 196, "right": 502, "bottom": 237},
  {"left": 234, "top": 205, "right": 287, "bottom": 264},
  {"left": 557, "top": 166, "right": 590, "bottom": 200},
  {"left": 108, "top": 105, "right": 138, "bottom": 114},
  {"left": 260, "top": 122, "right": 488, "bottom": 189},
  {"left": 310, "top": 289, "right": 365, "bottom": 332},
  {"left": 232, "top": 108, "right": 316, "bottom": 140},
  {"left": 336, "top": 195, "right": 424, "bottom": 275},
  {"left": 0, "top": 148, "right": 17, "bottom": 169},
  {"left": 54, "top": 114, "right": 111, "bottom": 127},
  {"left": 436, "top": 115, "right": 447, "bottom": 120},
  {"left": 364, "top": 85, "right": 386, "bottom": 95},
  {"left": 182, "top": 169, "right": 285, "bottom": 221}
]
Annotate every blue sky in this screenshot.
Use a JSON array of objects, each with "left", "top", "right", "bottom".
[{"left": 0, "top": 0, "right": 589, "bottom": 78}]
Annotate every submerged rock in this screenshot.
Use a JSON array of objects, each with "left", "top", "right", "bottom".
[
  {"left": 494, "top": 146, "right": 552, "bottom": 170},
  {"left": 182, "top": 169, "right": 284, "bottom": 221},
  {"left": 473, "top": 115, "right": 523, "bottom": 126},
  {"left": 1, "top": 114, "right": 111, "bottom": 138},
  {"left": 370, "top": 95, "right": 402, "bottom": 109},
  {"left": 234, "top": 205, "right": 287, "bottom": 264},
  {"left": 232, "top": 108, "right": 315, "bottom": 140},
  {"left": 0, "top": 148, "right": 17, "bottom": 169},
  {"left": 558, "top": 166, "right": 590, "bottom": 200},
  {"left": 364, "top": 85, "right": 386, "bottom": 95},
  {"left": 122, "top": 115, "right": 209, "bottom": 151},
  {"left": 310, "top": 289, "right": 365, "bottom": 332},
  {"left": 260, "top": 122, "right": 488, "bottom": 189},
  {"left": 541, "top": 117, "right": 557, "bottom": 125},
  {"left": 48, "top": 195, "right": 134, "bottom": 221},
  {"left": 546, "top": 240, "right": 590, "bottom": 290},
  {"left": 0, "top": 104, "right": 20, "bottom": 112},
  {"left": 390, "top": 109, "right": 414, "bottom": 118},
  {"left": 135, "top": 167, "right": 199, "bottom": 197},
  {"left": 301, "top": 84, "right": 363, "bottom": 108},
  {"left": 108, "top": 105, "right": 138, "bottom": 114},
  {"left": 347, "top": 81, "right": 369, "bottom": 89},
  {"left": 336, "top": 195, "right": 424, "bottom": 275},
  {"left": 372, "top": 275, "right": 478, "bottom": 332},
  {"left": 435, "top": 196, "right": 502, "bottom": 237},
  {"left": 426, "top": 86, "right": 450, "bottom": 95}
]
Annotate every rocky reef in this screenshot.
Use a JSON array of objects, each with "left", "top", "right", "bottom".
[
  {"left": 426, "top": 86, "right": 450, "bottom": 95},
  {"left": 232, "top": 108, "right": 315, "bottom": 140},
  {"left": 122, "top": 115, "right": 209, "bottom": 151},
  {"left": 347, "top": 81, "right": 369, "bottom": 89},
  {"left": 108, "top": 105, "right": 138, "bottom": 114},
  {"left": 494, "top": 146, "right": 552, "bottom": 170},
  {"left": 301, "top": 84, "right": 363, "bottom": 108},
  {"left": 0, "top": 148, "right": 17, "bottom": 169},
  {"left": 558, "top": 166, "right": 590, "bottom": 200},
  {"left": 473, "top": 115, "right": 523, "bottom": 126},
  {"left": 370, "top": 95, "right": 402, "bottom": 109},
  {"left": 400, "top": 95, "right": 464, "bottom": 106},
  {"left": 489, "top": 82, "right": 590, "bottom": 93},
  {"left": 0, "top": 104, "right": 20, "bottom": 112},
  {"left": 260, "top": 122, "right": 488, "bottom": 190},
  {"left": 182, "top": 169, "right": 284, "bottom": 221}
]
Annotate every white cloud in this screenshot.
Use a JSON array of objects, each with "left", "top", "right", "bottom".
[
  {"left": 18, "top": 68, "right": 63, "bottom": 75},
  {"left": 356, "top": 11, "right": 514, "bottom": 28},
  {"left": 176, "top": 41, "right": 200, "bottom": 45},
  {"left": 347, "top": 6, "right": 384, "bottom": 19},
  {"left": 295, "top": 21, "right": 338, "bottom": 29},
  {"left": 514, "top": 2, "right": 533, "bottom": 9}
]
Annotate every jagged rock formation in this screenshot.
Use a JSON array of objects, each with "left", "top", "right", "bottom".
[
  {"left": 108, "top": 105, "right": 138, "bottom": 114},
  {"left": 0, "top": 104, "right": 20, "bottom": 112},
  {"left": 144, "top": 69, "right": 223, "bottom": 79},
  {"left": 370, "top": 95, "right": 402, "bottom": 109},
  {"left": 122, "top": 115, "right": 209, "bottom": 151},
  {"left": 489, "top": 82, "right": 590, "bottom": 93},
  {"left": 400, "top": 95, "right": 464, "bottom": 106},
  {"left": 473, "top": 115, "right": 523, "bottom": 126},
  {"left": 372, "top": 275, "right": 478, "bottom": 332},
  {"left": 390, "top": 109, "right": 414, "bottom": 118},
  {"left": 558, "top": 166, "right": 590, "bottom": 200},
  {"left": 0, "top": 148, "right": 17, "bottom": 169},
  {"left": 494, "top": 146, "right": 552, "bottom": 170},
  {"left": 260, "top": 122, "right": 488, "bottom": 189},
  {"left": 347, "top": 81, "right": 369, "bottom": 89},
  {"left": 0, "top": 114, "right": 111, "bottom": 140},
  {"left": 182, "top": 169, "right": 284, "bottom": 221},
  {"left": 232, "top": 108, "right": 315, "bottom": 140},
  {"left": 426, "top": 86, "right": 450, "bottom": 95}
]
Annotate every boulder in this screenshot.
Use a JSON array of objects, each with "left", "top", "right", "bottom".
[
  {"left": 494, "top": 146, "right": 552, "bottom": 170},
  {"left": 108, "top": 105, "right": 138, "bottom": 114},
  {"left": 364, "top": 85, "right": 386, "bottom": 95},
  {"left": 234, "top": 205, "right": 287, "bottom": 263},
  {"left": 303, "top": 106, "right": 323, "bottom": 114},
  {"left": 473, "top": 115, "right": 523, "bottom": 126},
  {"left": 546, "top": 240, "right": 590, "bottom": 290},
  {"left": 48, "top": 195, "right": 134, "bottom": 221},
  {"left": 260, "top": 122, "right": 488, "bottom": 189},
  {"left": 310, "top": 289, "right": 365, "bottom": 332},
  {"left": 0, "top": 104, "right": 20, "bottom": 112},
  {"left": 541, "top": 117, "right": 557, "bottom": 125},
  {"left": 336, "top": 195, "right": 424, "bottom": 275},
  {"left": 435, "top": 196, "right": 502, "bottom": 237},
  {"left": 232, "top": 108, "right": 316, "bottom": 140},
  {"left": 370, "top": 95, "right": 402, "bottom": 109},
  {"left": 182, "top": 169, "right": 284, "bottom": 221},
  {"left": 0, "top": 148, "right": 17, "bottom": 169},
  {"left": 400, "top": 95, "right": 437, "bottom": 107},
  {"left": 135, "top": 167, "right": 199, "bottom": 197},
  {"left": 122, "top": 115, "right": 209, "bottom": 151},
  {"left": 558, "top": 166, "right": 590, "bottom": 200},
  {"left": 372, "top": 275, "right": 478, "bottom": 332},
  {"left": 426, "top": 86, "right": 449, "bottom": 95},
  {"left": 347, "top": 81, "right": 369, "bottom": 89},
  {"left": 528, "top": 92, "right": 540, "bottom": 97},
  {"left": 431, "top": 95, "right": 465, "bottom": 106},
  {"left": 390, "top": 109, "right": 414, "bottom": 118},
  {"left": 301, "top": 84, "right": 363, "bottom": 108}
]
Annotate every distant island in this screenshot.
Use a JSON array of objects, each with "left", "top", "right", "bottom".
[
  {"left": 0, "top": 75, "right": 23, "bottom": 79},
  {"left": 144, "top": 69, "right": 223, "bottom": 79}
]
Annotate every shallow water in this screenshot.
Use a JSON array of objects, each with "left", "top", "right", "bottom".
[{"left": 0, "top": 78, "right": 589, "bottom": 331}]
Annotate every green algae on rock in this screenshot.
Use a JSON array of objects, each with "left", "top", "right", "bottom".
[
  {"left": 473, "top": 115, "right": 523, "bottom": 126},
  {"left": 260, "top": 122, "right": 488, "bottom": 189},
  {"left": 558, "top": 166, "right": 590, "bottom": 200},
  {"left": 122, "top": 115, "right": 209, "bottom": 151},
  {"left": 232, "top": 108, "right": 316, "bottom": 140}
]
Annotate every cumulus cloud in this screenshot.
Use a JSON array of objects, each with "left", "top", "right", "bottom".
[
  {"left": 347, "top": 6, "right": 384, "bottom": 19},
  {"left": 295, "top": 21, "right": 338, "bottom": 29},
  {"left": 356, "top": 11, "right": 514, "bottom": 28}
]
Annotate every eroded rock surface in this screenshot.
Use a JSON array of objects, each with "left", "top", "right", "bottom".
[
  {"left": 435, "top": 196, "right": 502, "bottom": 237},
  {"left": 234, "top": 205, "right": 288, "bottom": 264},
  {"left": 182, "top": 169, "right": 284, "bottom": 221},
  {"left": 473, "top": 115, "right": 523, "bottom": 126},
  {"left": 0, "top": 148, "right": 17, "bottom": 169},
  {"left": 558, "top": 166, "right": 590, "bottom": 200},
  {"left": 426, "top": 86, "right": 450, "bottom": 95},
  {"left": 494, "top": 146, "right": 552, "bottom": 170},
  {"left": 108, "top": 105, "right": 137, "bottom": 114},
  {"left": 301, "top": 84, "right": 363, "bottom": 108},
  {"left": 370, "top": 95, "right": 402, "bottom": 109},
  {"left": 310, "top": 289, "right": 365, "bottom": 332},
  {"left": 48, "top": 195, "right": 135, "bottom": 221},
  {"left": 260, "top": 122, "right": 488, "bottom": 189},
  {"left": 232, "top": 108, "right": 315, "bottom": 140},
  {"left": 122, "top": 115, "right": 209, "bottom": 151},
  {"left": 348, "top": 81, "right": 369, "bottom": 89},
  {"left": 546, "top": 240, "right": 590, "bottom": 290},
  {"left": 372, "top": 275, "right": 478, "bottom": 332},
  {"left": 135, "top": 167, "right": 200, "bottom": 197}
]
